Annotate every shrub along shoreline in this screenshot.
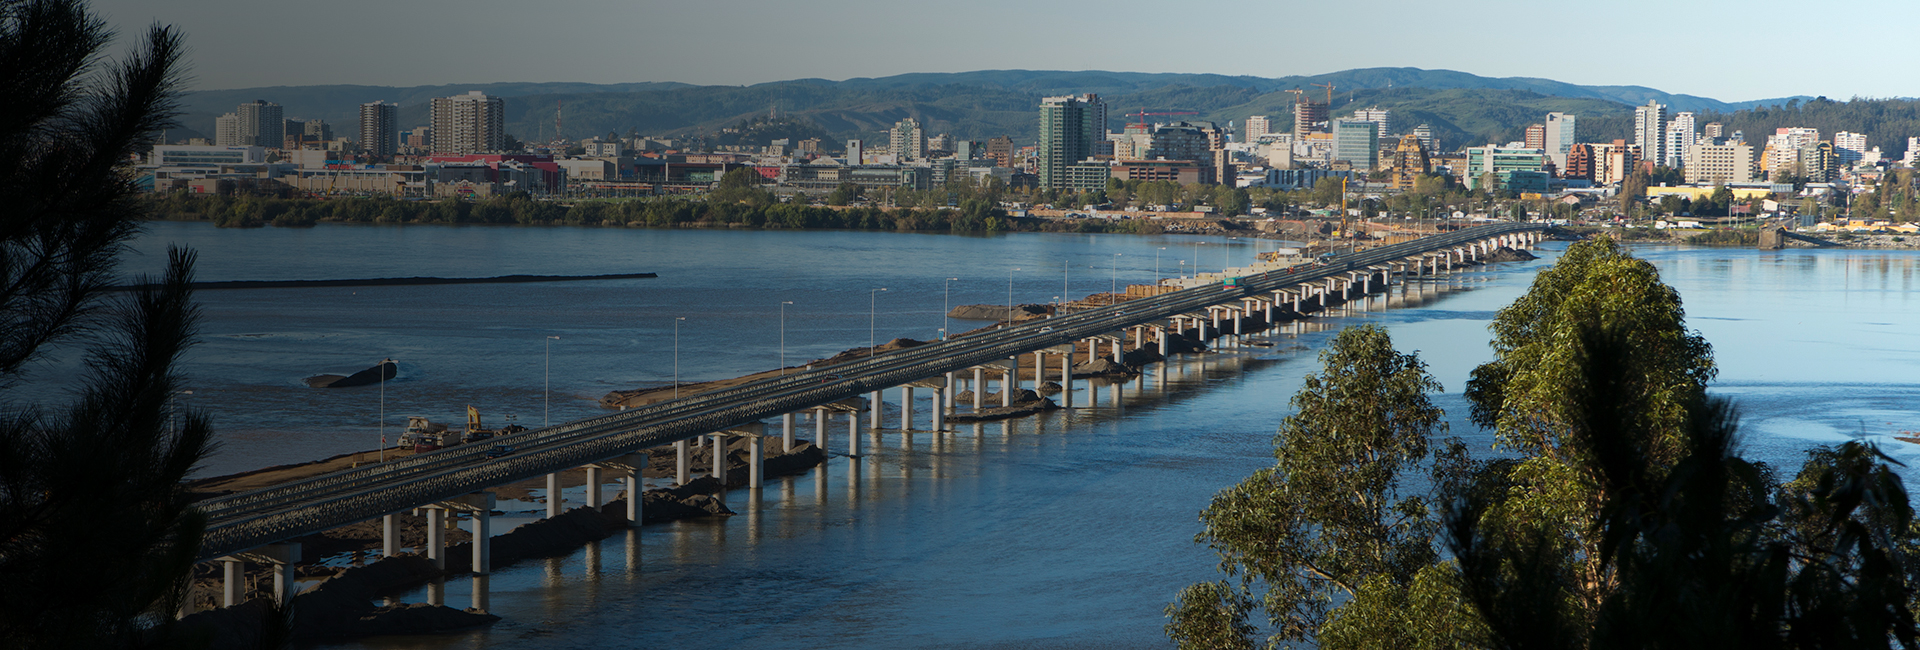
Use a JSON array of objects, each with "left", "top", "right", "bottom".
[{"left": 144, "top": 192, "right": 1173, "bottom": 235}]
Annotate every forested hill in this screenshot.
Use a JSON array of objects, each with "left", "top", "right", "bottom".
[{"left": 173, "top": 67, "right": 1854, "bottom": 153}]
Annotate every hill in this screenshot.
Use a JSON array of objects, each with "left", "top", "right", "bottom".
[{"left": 171, "top": 68, "right": 1825, "bottom": 152}]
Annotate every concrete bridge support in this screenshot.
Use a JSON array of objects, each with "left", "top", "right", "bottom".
[
  {"left": 848, "top": 410, "right": 860, "bottom": 457},
  {"left": 709, "top": 434, "right": 725, "bottom": 484},
  {"left": 901, "top": 386, "right": 914, "bottom": 430},
  {"left": 545, "top": 473, "right": 562, "bottom": 518},
  {"left": 1007, "top": 355, "right": 1021, "bottom": 406},
  {"left": 676, "top": 439, "right": 689, "bottom": 485},
  {"left": 932, "top": 387, "right": 945, "bottom": 431},
  {"left": 869, "top": 390, "right": 883, "bottom": 429},
  {"left": 1060, "top": 352, "right": 1073, "bottom": 408},
  {"left": 782, "top": 413, "right": 795, "bottom": 453},
  {"left": 814, "top": 407, "right": 829, "bottom": 454},
  {"left": 382, "top": 514, "right": 399, "bottom": 558},
  {"left": 1157, "top": 328, "right": 1168, "bottom": 356},
  {"left": 749, "top": 435, "right": 764, "bottom": 489},
  {"left": 972, "top": 368, "right": 985, "bottom": 410},
  {"left": 585, "top": 466, "right": 603, "bottom": 508},
  {"left": 221, "top": 558, "right": 242, "bottom": 607}
]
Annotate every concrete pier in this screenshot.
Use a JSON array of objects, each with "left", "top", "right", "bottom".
[
  {"left": 585, "top": 466, "right": 603, "bottom": 508},
  {"left": 901, "top": 386, "right": 915, "bottom": 430},
  {"left": 869, "top": 390, "right": 883, "bottom": 429},
  {"left": 848, "top": 410, "right": 860, "bottom": 456},
  {"left": 545, "top": 473, "right": 562, "bottom": 518},
  {"left": 675, "top": 439, "right": 689, "bottom": 485},
  {"left": 782, "top": 413, "right": 795, "bottom": 452},
  {"left": 382, "top": 513, "right": 398, "bottom": 557}
]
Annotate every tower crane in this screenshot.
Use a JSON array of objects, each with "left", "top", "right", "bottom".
[
  {"left": 1126, "top": 110, "right": 1199, "bottom": 130},
  {"left": 1310, "top": 83, "right": 1335, "bottom": 107},
  {"left": 1285, "top": 89, "right": 1306, "bottom": 104}
]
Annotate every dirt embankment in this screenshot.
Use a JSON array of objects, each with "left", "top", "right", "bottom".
[{"left": 947, "top": 303, "right": 1050, "bottom": 321}]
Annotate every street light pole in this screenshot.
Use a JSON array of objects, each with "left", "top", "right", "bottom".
[
  {"left": 1006, "top": 268, "right": 1020, "bottom": 325},
  {"left": 1110, "top": 253, "right": 1121, "bottom": 305},
  {"left": 1155, "top": 247, "right": 1166, "bottom": 283},
  {"left": 544, "top": 337, "right": 559, "bottom": 427},
  {"left": 673, "top": 318, "right": 685, "bottom": 399},
  {"left": 780, "top": 301, "right": 794, "bottom": 375},
  {"left": 942, "top": 278, "right": 958, "bottom": 341},
  {"left": 869, "top": 287, "right": 888, "bottom": 356}
]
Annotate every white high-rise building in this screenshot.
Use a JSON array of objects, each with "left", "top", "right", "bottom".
[
  {"left": 1664, "top": 112, "right": 1696, "bottom": 168},
  {"left": 429, "top": 91, "right": 506, "bottom": 154},
  {"left": 1411, "top": 124, "right": 1435, "bottom": 152},
  {"left": 1634, "top": 100, "right": 1668, "bottom": 170},
  {"left": 846, "top": 139, "right": 864, "bottom": 165},
  {"left": 890, "top": 118, "right": 926, "bottom": 161},
  {"left": 1834, "top": 131, "right": 1869, "bottom": 164},
  {"left": 1352, "top": 107, "right": 1391, "bottom": 137},
  {"left": 1542, "top": 112, "right": 1576, "bottom": 169},
  {"left": 214, "top": 113, "right": 241, "bottom": 147},
  {"left": 1904, "top": 137, "right": 1920, "bottom": 167}
]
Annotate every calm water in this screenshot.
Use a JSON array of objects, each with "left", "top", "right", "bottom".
[{"left": 97, "top": 223, "right": 1920, "bottom": 648}]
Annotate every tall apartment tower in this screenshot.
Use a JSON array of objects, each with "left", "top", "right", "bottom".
[
  {"left": 889, "top": 118, "right": 926, "bottom": 161},
  {"left": 1244, "top": 115, "right": 1272, "bottom": 141},
  {"left": 1633, "top": 100, "right": 1668, "bottom": 170},
  {"left": 1524, "top": 124, "right": 1547, "bottom": 150},
  {"left": 1351, "top": 106, "right": 1391, "bottom": 137},
  {"left": 1703, "top": 122, "right": 1725, "bottom": 139},
  {"left": 846, "top": 139, "right": 864, "bottom": 165},
  {"left": 359, "top": 101, "right": 398, "bottom": 158},
  {"left": 1664, "top": 112, "right": 1697, "bottom": 167},
  {"left": 430, "top": 91, "right": 506, "bottom": 154},
  {"left": 214, "top": 113, "right": 241, "bottom": 146},
  {"left": 1037, "top": 94, "right": 1107, "bottom": 189},
  {"left": 1292, "top": 100, "right": 1328, "bottom": 140},
  {"left": 1834, "top": 131, "right": 1869, "bottom": 163},
  {"left": 235, "top": 100, "right": 283, "bottom": 149},
  {"left": 1331, "top": 119, "right": 1380, "bottom": 171},
  {"left": 1542, "top": 112, "right": 1576, "bottom": 169},
  {"left": 1411, "top": 124, "right": 1436, "bottom": 152}
]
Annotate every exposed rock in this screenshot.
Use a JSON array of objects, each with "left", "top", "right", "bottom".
[
  {"left": 947, "top": 303, "right": 1049, "bottom": 321},
  {"left": 305, "top": 359, "right": 397, "bottom": 388},
  {"left": 1037, "top": 381, "right": 1063, "bottom": 394},
  {"left": 1071, "top": 357, "right": 1138, "bottom": 379},
  {"left": 948, "top": 397, "right": 1061, "bottom": 422},
  {"left": 1485, "top": 246, "right": 1538, "bottom": 263}
]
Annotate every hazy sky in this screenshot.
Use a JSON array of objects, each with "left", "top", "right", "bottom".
[{"left": 92, "top": 0, "right": 1914, "bottom": 102}]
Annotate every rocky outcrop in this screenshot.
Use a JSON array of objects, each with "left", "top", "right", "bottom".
[
  {"left": 947, "top": 303, "right": 1049, "bottom": 321},
  {"left": 1485, "top": 246, "right": 1538, "bottom": 263},
  {"left": 1071, "top": 358, "right": 1139, "bottom": 379},
  {"left": 305, "top": 359, "right": 397, "bottom": 388}
]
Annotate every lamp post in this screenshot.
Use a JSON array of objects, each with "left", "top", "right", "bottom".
[
  {"left": 869, "top": 288, "right": 888, "bottom": 356},
  {"left": 1180, "top": 259, "right": 1187, "bottom": 278},
  {"left": 1110, "top": 253, "right": 1121, "bottom": 305},
  {"left": 942, "top": 278, "right": 958, "bottom": 341},
  {"left": 1226, "top": 236, "right": 1239, "bottom": 272},
  {"left": 1006, "top": 268, "right": 1020, "bottom": 325},
  {"left": 1155, "top": 247, "right": 1166, "bottom": 282},
  {"left": 779, "top": 301, "right": 794, "bottom": 375},
  {"left": 544, "top": 338, "right": 559, "bottom": 427},
  {"left": 672, "top": 318, "right": 685, "bottom": 399}
]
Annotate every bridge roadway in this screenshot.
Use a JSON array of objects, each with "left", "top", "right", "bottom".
[{"left": 192, "top": 221, "right": 1549, "bottom": 561}]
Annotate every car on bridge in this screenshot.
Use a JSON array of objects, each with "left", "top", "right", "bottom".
[{"left": 485, "top": 444, "right": 516, "bottom": 459}]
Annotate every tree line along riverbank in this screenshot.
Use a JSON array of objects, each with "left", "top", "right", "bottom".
[{"left": 144, "top": 192, "right": 1185, "bottom": 235}]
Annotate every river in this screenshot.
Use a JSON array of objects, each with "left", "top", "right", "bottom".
[{"left": 96, "top": 222, "right": 1920, "bottom": 648}]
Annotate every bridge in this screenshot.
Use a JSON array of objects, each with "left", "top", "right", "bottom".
[{"left": 186, "top": 221, "right": 1550, "bottom": 610}]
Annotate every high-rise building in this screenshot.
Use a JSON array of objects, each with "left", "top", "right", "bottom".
[
  {"left": 1633, "top": 100, "right": 1668, "bottom": 170},
  {"left": 1331, "top": 119, "right": 1380, "bottom": 171},
  {"left": 1564, "top": 144, "right": 1595, "bottom": 181},
  {"left": 1684, "top": 142, "right": 1755, "bottom": 184},
  {"left": 1244, "top": 115, "right": 1272, "bottom": 141},
  {"left": 1387, "top": 135, "right": 1430, "bottom": 190},
  {"left": 986, "top": 136, "right": 1013, "bottom": 167},
  {"left": 1591, "top": 140, "right": 1640, "bottom": 185},
  {"left": 429, "top": 91, "right": 506, "bottom": 154},
  {"left": 1037, "top": 94, "right": 1107, "bottom": 189},
  {"left": 1411, "top": 124, "right": 1436, "bottom": 152},
  {"left": 303, "top": 119, "right": 332, "bottom": 142},
  {"left": 1463, "top": 145, "right": 1546, "bottom": 189},
  {"left": 1543, "top": 112, "right": 1576, "bottom": 170},
  {"left": 1704, "top": 122, "right": 1724, "bottom": 139},
  {"left": 1664, "top": 112, "right": 1696, "bottom": 167},
  {"left": 214, "top": 113, "right": 241, "bottom": 146},
  {"left": 359, "top": 101, "right": 397, "bottom": 158},
  {"left": 1144, "top": 122, "right": 1212, "bottom": 162},
  {"left": 1292, "top": 99, "right": 1328, "bottom": 140},
  {"left": 891, "top": 118, "right": 927, "bottom": 161},
  {"left": 1351, "top": 107, "right": 1391, "bottom": 137},
  {"left": 235, "top": 100, "right": 283, "bottom": 149},
  {"left": 846, "top": 139, "right": 864, "bottom": 165},
  {"left": 1834, "top": 131, "right": 1869, "bottom": 164},
  {"left": 1524, "top": 124, "right": 1546, "bottom": 150}
]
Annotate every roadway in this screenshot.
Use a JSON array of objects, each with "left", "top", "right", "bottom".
[{"left": 192, "top": 221, "right": 1549, "bottom": 561}]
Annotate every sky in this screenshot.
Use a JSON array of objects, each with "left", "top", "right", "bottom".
[{"left": 91, "top": 0, "right": 1916, "bottom": 102}]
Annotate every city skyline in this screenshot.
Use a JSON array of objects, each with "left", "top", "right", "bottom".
[{"left": 93, "top": 0, "right": 1916, "bottom": 103}]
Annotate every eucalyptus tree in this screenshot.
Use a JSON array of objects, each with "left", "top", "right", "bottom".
[{"left": 1166, "top": 325, "right": 1454, "bottom": 649}]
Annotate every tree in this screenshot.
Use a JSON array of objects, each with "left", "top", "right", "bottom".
[
  {"left": 0, "top": 1, "right": 213, "bottom": 647},
  {"left": 1167, "top": 325, "right": 1451, "bottom": 648}
]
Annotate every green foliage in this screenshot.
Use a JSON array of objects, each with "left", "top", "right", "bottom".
[{"left": 1169, "top": 325, "right": 1451, "bottom": 647}]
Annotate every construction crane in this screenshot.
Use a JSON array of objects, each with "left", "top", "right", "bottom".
[
  {"left": 1285, "top": 89, "right": 1307, "bottom": 104},
  {"left": 1310, "top": 83, "right": 1335, "bottom": 106},
  {"left": 1126, "top": 110, "right": 1199, "bottom": 130}
]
